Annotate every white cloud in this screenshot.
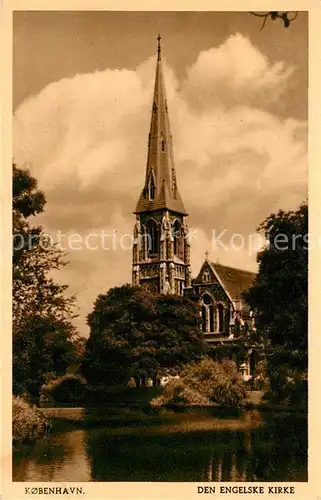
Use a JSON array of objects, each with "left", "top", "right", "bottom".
[
  {"left": 182, "top": 33, "right": 294, "bottom": 111},
  {"left": 13, "top": 34, "right": 307, "bottom": 335}
]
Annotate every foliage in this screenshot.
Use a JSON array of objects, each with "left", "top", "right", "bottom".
[
  {"left": 14, "top": 316, "right": 79, "bottom": 397},
  {"left": 12, "top": 164, "right": 79, "bottom": 397},
  {"left": 152, "top": 358, "right": 246, "bottom": 407},
  {"left": 12, "top": 396, "right": 46, "bottom": 446},
  {"left": 81, "top": 285, "right": 207, "bottom": 388},
  {"left": 65, "top": 336, "right": 88, "bottom": 375},
  {"left": 263, "top": 346, "right": 307, "bottom": 405},
  {"left": 12, "top": 164, "right": 75, "bottom": 332},
  {"left": 245, "top": 203, "right": 307, "bottom": 353},
  {"left": 246, "top": 358, "right": 269, "bottom": 391},
  {"left": 263, "top": 377, "right": 307, "bottom": 408},
  {"left": 182, "top": 357, "right": 247, "bottom": 406},
  {"left": 40, "top": 374, "right": 87, "bottom": 404},
  {"left": 151, "top": 378, "right": 209, "bottom": 407},
  {"left": 245, "top": 203, "right": 308, "bottom": 401}
]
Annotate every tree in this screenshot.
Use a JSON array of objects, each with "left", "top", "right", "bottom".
[
  {"left": 250, "top": 11, "right": 299, "bottom": 30},
  {"left": 245, "top": 203, "right": 308, "bottom": 400},
  {"left": 12, "top": 163, "right": 79, "bottom": 396},
  {"left": 81, "top": 285, "right": 207, "bottom": 390}
]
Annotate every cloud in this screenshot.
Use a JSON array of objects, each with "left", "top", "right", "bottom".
[
  {"left": 13, "top": 34, "right": 307, "bottom": 335},
  {"left": 182, "top": 33, "right": 294, "bottom": 111}
]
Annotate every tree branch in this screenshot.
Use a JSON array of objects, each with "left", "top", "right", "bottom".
[{"left": 250, "top": 11, "right": 299, "bottom": 29}]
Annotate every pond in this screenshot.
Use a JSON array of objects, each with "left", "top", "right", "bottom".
[{"left": 13, "top": 408, "right": 307, "bottom": 482}]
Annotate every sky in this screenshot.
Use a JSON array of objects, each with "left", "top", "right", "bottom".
[{"left": 13, "top": 11, "right": 308, "bottom": 336}]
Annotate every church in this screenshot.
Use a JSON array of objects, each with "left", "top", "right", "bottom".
[{"left": 132, "top": 37, "right": 257, "bottom": 378}]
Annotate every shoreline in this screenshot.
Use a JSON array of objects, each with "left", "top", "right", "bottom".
[
  {"left": 37, "top": 402, "right": 307, "bottom": 426},
  {"left": 13, "top": 404, "right": 306, "bottom": 452}
]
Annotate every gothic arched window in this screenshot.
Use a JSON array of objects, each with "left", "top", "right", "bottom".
[
  {"left": 201, "top": 294, "right": 215, "bottom": 334},
  {"left": 160, "top": 131, "right": 166, "bottom": 152},
  {"left": 148, "top": 174, "right": 155, "bottom": 200},
  {"left": 201, "top": 305, "right": 207, "bottom": 332},
  {"left": 146, "top": 219, "right": 159, "bottom": 257},
  {"left": 217, "top": 303, "right": 224, "bottom": 333},
  {"left": 209, "top": 304, "right": 215, "bottom": 332},
  {"left": 225, "top": 305, "right": 231, "bottom": 333},
  {"left": 173, "top": 220, "right": 182, "bottom": 258}
]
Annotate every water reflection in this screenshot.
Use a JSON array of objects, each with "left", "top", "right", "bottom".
[
  {"left": 13, "top": 410, "right": 307, "bottom": 482},
  {"left": 14, "top": 430, "right": 91, "bottom": 482}
]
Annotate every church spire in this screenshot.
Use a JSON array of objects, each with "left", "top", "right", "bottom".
[
  {"left": 157, "top": 33, "right": 162, "bottom": 60},
  {"left": 135, "top": 35, "right": 187, "bottom": 215}
]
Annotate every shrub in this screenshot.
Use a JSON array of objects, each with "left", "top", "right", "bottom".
[
  {"left": 245, "top": 358, "right": 269, "bottom": 391},
  {"left": 245, "top": 376, "right": 267, "bottom": 391},
  {"left": 182, "top": 357, "right": 246, "bottom": 407},
  {"left": 12, "top": 396, "right": 46, "bottom": 446},
  {"left": 40, "top": 374, "right": 87, "bottom": 404},
  {"left": 263, "top": 370, "right": 307, "bottom": 408},
  {"left": 151, "top": 378, "right": 209, "bottom": 407},
  {"left": 151, "top": 358, "right": 246, "bottom": 408},
  {"left": 182, "top": 358, "right": 246, "bottom": 406},
  {"left": 287, "top": 378, "right": 307, "bottom": 406}
]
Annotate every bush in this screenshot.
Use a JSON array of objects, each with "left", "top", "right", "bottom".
[
  {"left": 151, "top": 378, "right": 209, "bottom": 407},
  {"left": 245, "top": 358, "right": 269, "bottom": 391},
  {"left": 245, "top": 376, "right": 267, "bottom": 391},
  {"left": 151, "top": 358, "right": 247, "bottom": 408},
  {"left": 12, "top": 396, "right": 46, "bottom": 446},
  {"left": 182, "top": 358, "right": 247, "bottom": 407},
  {"left": 263, "top": 370, "right": 307, "bottom": 408},
  {"left": 288, "top": 378, "right": 307, "bottom": 406},
  {"left": 40, "top": 374, "right": 87, "bottom": 404}
]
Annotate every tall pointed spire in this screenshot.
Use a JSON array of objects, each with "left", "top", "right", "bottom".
[
  {"left": 135, "top": 35, "right": 187, "bottom": 215},
  {"left": 157, "top": 33, "right": 162, "bottom": 60}
]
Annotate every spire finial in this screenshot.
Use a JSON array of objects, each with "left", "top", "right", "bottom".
[
  {"left": 157, "top": 33, "right": 162, "bottom": 60},
  {"left": 205, "top": 250, "right": 209, "bottom": 261}
]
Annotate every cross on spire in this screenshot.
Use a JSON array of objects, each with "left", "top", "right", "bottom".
[{"left": 205, "top": 250, "right": 209, "bottom": 260}]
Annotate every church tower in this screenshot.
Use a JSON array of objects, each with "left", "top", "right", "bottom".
[{"left": 132, "top": 35, "right": 191, "bottom": 295}]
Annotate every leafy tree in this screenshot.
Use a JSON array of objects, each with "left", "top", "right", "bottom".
[
  {"left": 81, "top": 285, "right": 207, "bottom": 390},
  {"left": 12, "top": 163, "right": 79, "bottom": 396},
  {"left": 245, "top": 203, "right": 308, "bottom": 399}
]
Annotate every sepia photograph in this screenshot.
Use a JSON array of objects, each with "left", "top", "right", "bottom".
[{"left": 9, "top": 9, "right": 309, "bottom": 487}]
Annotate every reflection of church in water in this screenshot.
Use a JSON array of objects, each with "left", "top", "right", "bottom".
[{"left": 132, "top": 37, "right": 257, "bottom": 377}]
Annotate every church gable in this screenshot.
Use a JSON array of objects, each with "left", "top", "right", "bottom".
[
  {"left": 194, "top": 261, "right": 217, "bottom": 285},
  {"left": 193, "top": 260, "right": 256, "bottom": 312},
  {"left": 193, "top": 260, "right": 232, "bottom": 306}
]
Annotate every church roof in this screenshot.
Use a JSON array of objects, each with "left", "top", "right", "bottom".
[
  {"left": 134, "top": 35, "right": 187, "bottom": 215},
  {"left": 210, "top": 262, "right": 257, "bottom": 303}
]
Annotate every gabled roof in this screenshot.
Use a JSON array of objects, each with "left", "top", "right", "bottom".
[
  {"left": 194, "top": 259, "right": 257, "bottom": 308},
  {"left": 210, "top": 262, "right": 256, "bottom": 303},
  {"left": 134, "top": 36, "right": 187, "bottom": 216}
]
